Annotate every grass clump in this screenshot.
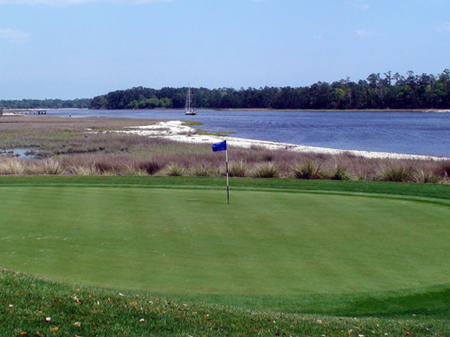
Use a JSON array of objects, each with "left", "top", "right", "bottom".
[
  {"left": 293, "top": 161, "right": 324, "bottom": 179},
  {"left": 0, "top": 158, "right": 26, "bottom": 175},
  {"left": 65, "top": 165, "right": 99, "bottom": 176},
  {"left": 228, "top": 160, "right": 248, "bottom": 177},
  {"left": 138, "top": 160, "right": 163, "bottom": 175},
  {"left": 330, "top": 164, "right": 352, "bottom": 180},
  {"left": 191, "top": 165, "right": 216, "bottom": 177},
  {"left": 163, "top": 164, "right": 186, "bottom": 176},
  {"left": 37, "top": 159, "right": 64, "bottom": 175},
  {"left": 251, "top": 162, "right": 280, "bottom": 178},
  {"left": 377, "top": 164, "right": 414, "bottom": 182},
  {"left": 413, "top": 170, "right": 442, "bottom": 184}
]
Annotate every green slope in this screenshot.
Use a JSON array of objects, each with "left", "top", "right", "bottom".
[{"left": 1, "top": 177, "right": 450, "bottom": 336}]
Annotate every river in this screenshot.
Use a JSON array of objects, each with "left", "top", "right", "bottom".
[{"left": 48, "top": 109, "right": 450, "bottom": 157}]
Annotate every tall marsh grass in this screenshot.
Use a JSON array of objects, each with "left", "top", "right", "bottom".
[
  {"left": 1, "top": 148, "right": 449, "bottom": 184},
  {"left": 1, "top": 115, "right": 449, "bottom": 183},
  {"left": 413, "top": 170, "right": 442, "bottom": 184},
  {"left": 162, "top": 164, "right": 186, "bottom": 177},
  {"left": 330, "top": 164, "right": 352, "bottom": 180},
  {"left": 377, "top": 165, "right": 412, "bottom": 182},
  {"left": 0, "top": 158, "right": 25, "bottom": 175},
  {"left": 293, "top": 161, "right": 324, "bottom": 180},
  {"left": 138, "top": 160, "right": 163, "bottom": 175},
  {"left": 251, "top": 162, "right": 280, "bottom": 178},
  {"left": 228, "top": 160, "right": 248, "bottom": 177},
  {"left": 190, "top": 165, "right": 217, "bottom": 177}
]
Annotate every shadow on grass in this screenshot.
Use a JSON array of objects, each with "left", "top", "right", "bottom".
[{"left": 164, "top": 284, "right": 450, "bottom": 318}]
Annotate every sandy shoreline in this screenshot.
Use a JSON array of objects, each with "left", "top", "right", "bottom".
[{"left": 122, "top": 121, "right": 449, "bottom": 161}]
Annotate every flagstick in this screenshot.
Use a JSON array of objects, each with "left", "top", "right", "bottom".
[{"left": 226, "top": 149, "right": 230, "bottom": 204}]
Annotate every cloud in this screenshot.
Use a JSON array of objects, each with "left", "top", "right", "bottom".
[
  {"left": 0, "top": 0, "right": 172, "bottom": 5},
  {"left": 0, "top": 28, "right": 30, "bottom": 43},
  {"left": 435, "top": 22, "right": 450, "bottom": 33}
]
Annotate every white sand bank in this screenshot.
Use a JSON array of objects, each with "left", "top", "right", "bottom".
[{"left": 121, "top": 121, "right": 449, "bottom": 161}]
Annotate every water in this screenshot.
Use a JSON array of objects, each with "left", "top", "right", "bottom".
[
  {"left": 48, "top": 109, "right": 450, "bottom": 157},
  {"left": 0, "top": 148, "right": 39, "bottom": 159}
]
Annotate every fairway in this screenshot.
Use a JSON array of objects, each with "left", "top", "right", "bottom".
[{"left": 1, "top": 184, "right": 450, "bottom": 296}]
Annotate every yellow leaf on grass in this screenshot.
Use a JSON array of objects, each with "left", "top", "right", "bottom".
[
  {"left": 129, "top": 301, "right": 138, "bottom": 306},
  {"left": 51, "top": 327, "right": 58, "bottom": 332},
  {"left": 73, "top": 322, "right": 81, "bottom": 327}
]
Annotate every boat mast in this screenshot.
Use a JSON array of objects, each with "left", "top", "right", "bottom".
[{"left": 185, "top": 83, "right": 196, "bottom": 115}]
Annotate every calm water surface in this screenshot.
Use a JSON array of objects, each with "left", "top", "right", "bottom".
[{"left": 49, "top": 109, "right": 450, "bottom": 157}]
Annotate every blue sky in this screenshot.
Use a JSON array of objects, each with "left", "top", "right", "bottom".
[{"left": 0, "top": 0, "right": 449, "bottom": 99}]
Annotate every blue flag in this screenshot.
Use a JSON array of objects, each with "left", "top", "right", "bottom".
[{"left": 212, "top": 140, "right": 227, "bottom": 152}]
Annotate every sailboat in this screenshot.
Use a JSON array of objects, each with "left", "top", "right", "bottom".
[{"left": 185, "top": 85, "right": 196, "bottom": 115}]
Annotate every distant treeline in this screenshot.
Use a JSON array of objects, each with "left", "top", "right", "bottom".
[
  {"left": 0, "top": 98, "right": 92, "bottom": 109},
  {"left": 91, "top": 70, "right": 450, "bottom": 110}
]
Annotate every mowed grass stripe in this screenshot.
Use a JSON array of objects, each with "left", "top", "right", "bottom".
[{"left": 1, "top": 186, "right": 450, "bottom": 296}]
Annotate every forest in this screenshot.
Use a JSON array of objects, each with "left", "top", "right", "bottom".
[
  {"left": 0, "top": 98, "right": 91, "bottom": 109},
  {"left": 1, "top": 70, "right": 450, "bottom": 111},
  {"left": 90, "top": 70, "right": 450, "bottom": 110}
]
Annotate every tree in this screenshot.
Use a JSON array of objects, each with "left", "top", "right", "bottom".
[
  {"left": 85, "top": 69, "right": 450, "bottom": 111},
  {"left": 436, "top": 69, "right": 450, "bottom": 108},
  {"left": 309, "top": 82, "right": 332, "bottom": 109},
  {"left": 91, "top": 96, "right": 108, "bottom": 109}
]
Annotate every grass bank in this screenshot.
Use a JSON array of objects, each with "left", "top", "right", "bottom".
[{"left": 3, "top": 268, "right": 450, "bottom": 336}]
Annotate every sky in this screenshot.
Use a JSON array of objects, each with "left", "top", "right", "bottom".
[{"left": 0, "top": 0, "right": 449, "bottom": 100}]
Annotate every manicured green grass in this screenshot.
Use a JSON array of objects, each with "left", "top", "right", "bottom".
[
  {"left": 1, "top": 183, "right": 450, "bottom": 295},
  {"left": 2, "top": 175, "right": 450, "bottom": 200},
  {"left": 1, "top": 176, "right": 450, "bottom": 335}
]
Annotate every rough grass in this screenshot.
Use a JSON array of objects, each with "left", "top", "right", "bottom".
[{"left": 3, "top": 268, "right": 450, "bottom": 337}]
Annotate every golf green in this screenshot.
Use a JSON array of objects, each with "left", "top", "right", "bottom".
[{"left": 1, "top": 186, "right": 450, "bottom": 295}]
